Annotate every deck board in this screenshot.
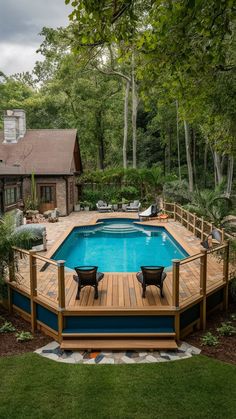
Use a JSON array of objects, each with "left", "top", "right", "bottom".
[{"left": 11, "top": 215, "right": 225, "bottom": 312}]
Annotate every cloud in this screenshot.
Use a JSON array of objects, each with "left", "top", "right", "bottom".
[
  {"left": 0, "top": 0, "right": 72, "bottom": 75},
  {"left": 0, "top": 43, "right": 43, "bottom": 75}
]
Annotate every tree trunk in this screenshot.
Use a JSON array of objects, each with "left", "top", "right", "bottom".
[
  {"left": 192, "top": 128, "right": 197, "bottom": 185},
  {"left": 176, "top": 100, "right": 181, "bottom": 180},
  {"left": 123, "top": 79, "right": 130, "bottom": 169},
  {"left": 167, "top": 131, "right": 171, "bottom": 173},
  {"left": 96, "top": 110, "right": 105, "bottom": 170},
  {"left": 213, "top": 151, "right": 224, "bottom": 185},
  {"left": 131, "top": 53, "right": 138, "bottom": 169},
  {"left": 183, "top": 120, "right": 194, "bottom": 192},
  {"left": 203, "top": 142, "right": 208, "bottom": 188},
  {"left": 226, "top": 155, "right": 234, "bottom": 197}
]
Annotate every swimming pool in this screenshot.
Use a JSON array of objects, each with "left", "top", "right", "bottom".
[{"left": 52, "top": 219, "right": 188, "bottom": 272}]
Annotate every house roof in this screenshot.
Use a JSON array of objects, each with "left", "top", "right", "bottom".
[{"left": 0, "top": 129, "right": 79, "bottom": 175}]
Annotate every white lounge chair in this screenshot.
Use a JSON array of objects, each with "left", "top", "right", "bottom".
[
  {"left": 126, "top": 200, "right": 141, "bottom": 212},
  {"left": 139, "top": 204, "right": 159, "bottom": 220},
  {"left": 96, "top": 200, "right": 112, "bottom": 212}
]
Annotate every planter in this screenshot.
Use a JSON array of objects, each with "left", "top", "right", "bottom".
[
  {"left": 74, "top": 204, "right": 81, "bottom": 212},
  {"left": 84, "top": 206, "right": 90, "bottom": 211},
  {"left": 113, "top": 204, "right": 118, "bottom": 211}
]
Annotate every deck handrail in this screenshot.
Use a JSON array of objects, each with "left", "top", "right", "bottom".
[{"left": 163, "top": 201, "right": 231, "bottom": 242}]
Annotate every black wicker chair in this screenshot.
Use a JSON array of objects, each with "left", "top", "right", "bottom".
[
  {"left": 136, "top": 266, "right": 166, "bottom": 298},
  {"left": 73, "top": 266, "right": 104, "bottom": 300}
]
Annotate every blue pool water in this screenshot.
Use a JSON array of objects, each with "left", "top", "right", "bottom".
[{"left": 53, "top": 219, "right": 188, "bottom": 272}]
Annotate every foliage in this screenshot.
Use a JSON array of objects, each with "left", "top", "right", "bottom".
[
  {"left": 201, "top": 332, "right": 219, "bottom": 347},
  {"left": 230, "top": 277, "right": 236, "bottom": 303},
  {"left": 120, "top": 186, "right": 139, "bottom": 201},
  {"left": 0, "top": 214, "right": 39, "bottom": 284},
  {"left": 16, "top": 331, "right": 33, "bottom": 342},
  {"left": 24, "top": 172, "right": 39, "bottom": 211},
  {"left": 163, "top": 180, "right": 190, "bottom": 204},
  {"left": 0, "top": 321, "right": 16, "bottom": 333},
  {"left": 217, "top": 322, "right": 236, "bottom": 337},
  {"left": 0, "top": 0, "right": 235, "bottom": 199}
]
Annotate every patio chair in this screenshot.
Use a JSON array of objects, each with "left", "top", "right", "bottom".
[
  {"left": 201, "top": 229, "right": 222, "bottom": 250},
  {"left": 96, "top": 200, "right": 112, "bottom": 212},
  {"left": 136, "top": 266, "right": 167, "bottom": 298},
  {"left": 126, "top": 200, "right": 141, "bottom": 212},
  {"left": 139, "top": 204, "right": 159, "bottom": 220},
  {"left": 73, "top": 266, "right": 104, "bottom": 300}
]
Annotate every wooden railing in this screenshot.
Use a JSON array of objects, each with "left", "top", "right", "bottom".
[
  {"left": 10, "top": 247, "right": 65, "bottom": 337},
  {"left": 172, "top": 241, "right": 230, "bottom": 336},
  {"left": 9, "top": 226, "right": 230, "bottom": 341},
  {"left": 163, "top": 201, "right": 228, "bottom": 242}
]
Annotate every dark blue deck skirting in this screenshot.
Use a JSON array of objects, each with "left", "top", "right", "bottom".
[
  {"left": 180, "top": 303, "right": 200, "bottom": 329},
  {"left": 63, "top": 315, "right": 174, "bottom": 334},
  {"left": 36, "top": 304, "right": 58, "bottom": 332},
  {"left": 12, "top": 290, "right": 31, "bottom": 314},
  {"left": 207, "top": 289, "right": 224, "bottom": 312}
]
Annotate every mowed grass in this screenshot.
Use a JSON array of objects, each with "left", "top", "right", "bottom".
[{"left": 0, "top": 354, "right": 236, "bottom": 419}]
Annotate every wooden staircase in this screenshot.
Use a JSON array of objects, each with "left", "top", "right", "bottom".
[{"left": 60, "top": 333, "right": 178, "bottom": 351}]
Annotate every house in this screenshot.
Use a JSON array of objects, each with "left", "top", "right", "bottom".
[{"left": 0, "top": 109, "right": 82, "bottom": 216}]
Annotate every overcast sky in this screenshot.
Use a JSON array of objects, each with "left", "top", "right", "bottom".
[{"left": 0, "top": 0, "right": 71, "bottom": 76}]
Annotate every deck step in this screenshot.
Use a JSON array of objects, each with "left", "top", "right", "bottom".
[{"left": 60, "top": 338, "right": 178, "bottom": 351}]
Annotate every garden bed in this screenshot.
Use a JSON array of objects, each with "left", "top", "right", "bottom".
[
  {"left": 0, "top": 306, "right": 51, "bottom": 357},
  {"left": 186, "top": 304, "right": 236, "bottom": 365}
]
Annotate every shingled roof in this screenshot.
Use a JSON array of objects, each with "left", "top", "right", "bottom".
[{"left": 0, "top": 129, "right": 79, "bottom": 175}]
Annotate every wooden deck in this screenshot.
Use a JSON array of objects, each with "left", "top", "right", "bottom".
[
  {"left": 12, "top": 214, "right": 225, "bottom": 313},
  {"left": 7, "top": 210, "right": 229, "bottom": 349}
]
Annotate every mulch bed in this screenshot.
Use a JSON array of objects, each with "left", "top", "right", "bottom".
[
  {"left": 0, "top": 306, "right": 52, "bottom": 357},
  {"left": 1, "top": 304, "right": 236, "bottom": 363},
  {"left": 186, "top": 303, "right": 236, "bottom": 365}
]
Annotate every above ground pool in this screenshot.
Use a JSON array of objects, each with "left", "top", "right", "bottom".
[{"left": 52, "top": 219, "right": 188, "bottom": 272}]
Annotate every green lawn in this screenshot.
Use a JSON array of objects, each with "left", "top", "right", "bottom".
[{"left": 0, "top": 354, "right": 235, "bottom": 419}]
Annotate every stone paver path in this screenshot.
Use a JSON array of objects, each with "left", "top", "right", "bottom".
[{"left": 35, "top": 341, "right": 201, "bottom": 364}]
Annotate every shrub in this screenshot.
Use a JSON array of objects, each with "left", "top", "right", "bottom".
[
  {"left": 217, "top": 322, "right": 236, "bottom": 337},
  {"left": 0, "top": 321, "right": 16, "bottom": 333},
  {"left": 119, "top": 186, "right": 139, "bottom": 201},
  {"left": 230, "top": 277, "right": 236, "bottom": 302},
  {"left": 201, "top": 332, "right": 219, "bottom": 346},
  {"left": 16, "top": 331, "right": 33, "bottom": 342}
]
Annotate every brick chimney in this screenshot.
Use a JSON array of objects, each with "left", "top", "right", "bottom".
[{"left": 3, "top": 109, "right": 26, "bottom": 143}]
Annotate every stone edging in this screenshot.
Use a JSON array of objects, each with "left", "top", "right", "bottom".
[{"left": 35, "top": 341, "right": 201, "bottom": 364}]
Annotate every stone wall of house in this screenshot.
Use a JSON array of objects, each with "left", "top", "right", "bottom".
[
  {"left": 67, "top": 176, "right": 75, "bottom": 214},
  {"left": 22, "top": 175, "right": 77, "bottom": 216},
  {"left": 35, "top": 176, "right": 67, "bottom": 216}
]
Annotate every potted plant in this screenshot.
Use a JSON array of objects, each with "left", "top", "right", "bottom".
[
  {"left": 111, "top": 199, "right": 118, "bottom": 211},
  {"left": 83, "top": 201, "right": 90, "bottom": 211},
  {"left": 74, "top": 201, "right": 81, "bottom": 212}
]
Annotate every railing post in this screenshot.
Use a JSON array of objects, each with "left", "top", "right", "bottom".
[
  {"left": 29, "top": 250, "right": 37, "bottom": 333},
  {"left": 173, "top": 202, "right": 176, "bottom": 221},
  {"left": 193, "top": 213, "right": 196, "bottom": 237},
  {"left": 187, "top": 211, "right": 190, "bottom": 230},
  {"left": 200, "top": 249, "right": 207, "bottom": 330},
  {"left": 201, "top": 217, "right": 204, "bottom": 241},
  {"left": 57, "top": 260, "right": 65, "bottom": 342},
  {"left": 7, "top": 249, "right": 16, "bottom": 313},
  {"left": 172, "top": 259, "right": 180, "bottom": 308},
  {"left": 223, "top": 241, "right": 230, "bottom": 310},
  {"left": 221, "top": 228, "right": 225, "bottom": 243},
  {"left": 180, "top": 207, "right": 183, "bottom": 225}
]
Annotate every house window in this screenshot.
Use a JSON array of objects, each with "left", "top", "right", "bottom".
[
  {"left": 4, "top": 187, "right": 17, "bottom": 205},
  {"left": 40, "top": 186, "right": 54, "bottom": 203}
]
